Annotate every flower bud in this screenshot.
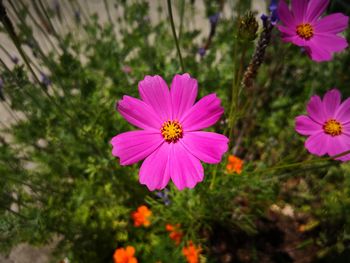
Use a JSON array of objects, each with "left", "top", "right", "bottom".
[{"left": 238, "top": 12, "right": 259, "bottom": 42}]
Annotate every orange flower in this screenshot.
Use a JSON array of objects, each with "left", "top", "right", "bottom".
[
  {"left": 226, "top": 155, "right": 243, "bottom": 174},
  {"left": 131, "top": 205, "right": 152, "bottom": 227},
  {"left": 182, "top": 241, "right": 202, "bottom": 263},
  {"left": 165, "top": 224, "right": 183, "bottom": 245},
  {"left": 113, "top": 246, "right": 138, "bottom": 263}
]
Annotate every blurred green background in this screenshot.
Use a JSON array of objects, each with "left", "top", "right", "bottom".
[{"left": 0, "top": 0, "right": 350, "bottom": 262}]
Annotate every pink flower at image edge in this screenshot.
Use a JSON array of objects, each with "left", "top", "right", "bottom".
[
  {"left": 110, "top": 74, "right": 229, "bottom": 190},
  {"left": 277, "top": 0, "right": 349, "bottom": 62},
  {"left": 295, "top": 89, "right": 350, "bottom": 161}
]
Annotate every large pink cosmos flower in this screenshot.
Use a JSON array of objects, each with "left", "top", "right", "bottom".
[
  {"left": 295, "top": 89, "right": 350, "bottom": 161},
  {"left": 277, "top": 0, "right": 349, "bottom": 62},
  {"left": 110, "top": 74, "right": 229, "bottom": 191}
]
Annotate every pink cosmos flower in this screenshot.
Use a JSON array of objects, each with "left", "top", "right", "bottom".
[
  {"left": 277, "top": 0, "right": 349, "bottom": 62},
  {"left": 295, "top": 89, "right": 350, "bottom": 161},
  {"left": 110, "top": 74, "right": 229, "bottom": 190}
]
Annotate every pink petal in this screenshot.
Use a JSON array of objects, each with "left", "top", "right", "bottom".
[
  {"left": 305, "top": 132, "right": 329, "bottom": 156},
  {"left": 277, "top": 25, "right": 296, "bottom": 37},
  {"left": 343, "top": 123, "right": 350, "bottom": 135},
  {"left": 291, "top": 0, "right": 308, "bottom": 22},
  {"left": 181, "top": 131, "right": 228, "bottom": 164},
  {"left": 295, "top": 115, "right": 322, "bottom": 136},
  {"left": 181, "top": 94, "right": 224, "bottom": 131},
  {"left": 278, "top": 0, "right": 296, "bottom": 27},
  {"left": 277, "top": 25, "right": 306, "bottom": 46},
  {"left": 281, "top": 35, "right": 307, "bottom": 47},
  {"left": 138, "top": 75, "right": 172, "bottom": 122},
  {"left": 170, "top": 73, "right": 198, "bottom": 120},
  {"left": 304, "top": 41, "right": 332, "bottom": 62},
  {"left": 306, "top": 95, "right": 327, "bottom": 123},
  {"left": 290, "top": 36, "right": 308, "bottom": 46},
  {"left": 111, "top": 130, "right": 163, "bottom": 166},
  {"left": 168, "top": 143, "right": 204, "bottom": 190},
  {"left": 315, "top": 13, "right": 349, "bottom": 34},
  {"left": 306, "top": 0, "right": 329, "bottom": 22},
  {"left": 139, "top": 143, "right": 170, "bottom": 191},
  {"left": 335, "top": 98, "right": 350, "bottom": 123},
  {"left": 322, "top": 89, "right": 341, "bottom": 118},
  {"left": 118, "top": 95, "right": 163, "bottom": 130},
  {"left": 327, "top": 135, "right": 350, "bottom": 161},
  {"left": 312, "top": 34, "right": 348, "bottom": 53}
]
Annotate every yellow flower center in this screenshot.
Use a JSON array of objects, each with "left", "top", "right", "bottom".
[
  {"left": 161, "top": 120, "right": 183, "bottom": 143},
  {"left": 296, "top": 23, "right": 314, "bottom": 40},
  {"left": 323, "top": 119, "right": 343, "bottom": 136}
]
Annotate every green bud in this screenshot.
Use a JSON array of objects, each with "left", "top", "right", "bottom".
[{"left": 237, "top": 11, "right": 259, "bottom": 42}]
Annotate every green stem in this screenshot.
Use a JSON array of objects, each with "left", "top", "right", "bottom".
[
  {"left": 0, "top": 58, "right": 43, "bottom": 110},
  {"left": 1, "top": 205, "right": 29, "bottom": 220},
  {"left": 0, "top": 8, "right": 51, "bottom": 97},
  {"left": 261, "top": 163, "right": 333, "bottom": 183},
  {"left": 0, "top": 43, "right": 13, "bottom": 60},
  {"left": 178, "top": 0, "right": 185, "bottom": 41},
  {"left": 228, "top": 47, "right": 247, "bottom": 147},
  {"left": 209, "top": 165, "right": 217, "bottom": 190},
  {"left": 0, "top": 119, "right": 10, "bottom": 129},
  {"left": 167, "top": 0, "right": 185, "bottom": 72},
  {"left": 0, "top": 22, "right": 73, "bottom": 120},
  {"left": 72, "top": 0, "right": 90, "bottom": 24},
  {"left": 252, "top": 149, "right": 350, "bottom": 175},
  {"left": 37, "top": 0, "right": 59, "bottom": 37},
  {"left": 3, "top": 101, "right": 20, "bottom": 123},
  {"left": 210, "top": 41, "right": 247, "bottom": 190},
  {"left": 103, "top": 0, "right": 113, "bottom": 25},
  {"left": 224, "top": 40, "right": 248, "bottom": 151}
]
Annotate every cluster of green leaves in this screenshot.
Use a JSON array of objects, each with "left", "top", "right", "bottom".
[{"left": 0, "top": 0, "right": 350, "bottom": 262}]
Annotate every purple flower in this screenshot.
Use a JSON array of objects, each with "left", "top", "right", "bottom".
[
  {"left": 53, "top": 0, "right": 62, "bottom": 21},
  {"left": 40, "top": 72, "right": 51, "bottom": 87},
  {"left": 295, "top": 89, "right": 350, "bottom": 161},
  {"left": 269, "top": 0, "right": 279, "bottom": 24},
  {"left": 26, "top": 39, "right": 35, "bottom": 49},
  {"left": 209, "top": 13, "right": 220, "bottom": 26},
  {"left": 261, "top": 14, "right": 269, "bottom": 23},
  {"left": 74, "top": 10, "right": 81, "bottom": 23},
  {"left": 53, "top": 0, "right": 60, "bottom": 12},
  {"left": 277, "top": 0, "right": 349, "bottom": 62},
  {"left": 261, "top": 0, "right": 279, "bottom": 25},
  {"left": 11, "top": 55, "right": 19, "bottom": 64},
  {"left": 198, "top": 47, "right": 206, "bottom": 57},
  {"left": 155, "top": 188, "right": 171, "bottom": 205},
  {"left": 269, "top": 0, "right": 278, "bottom": 10}
]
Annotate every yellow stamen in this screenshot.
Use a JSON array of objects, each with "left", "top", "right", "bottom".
[
  {"left": 161, "top": 120, "right": 183, "bottom": 143},
  {"left": 296, "top": 23, "right": 314, "bottom": 40},
  {"left": 323, "top": 119, "right": 342, "bottom": 136}
]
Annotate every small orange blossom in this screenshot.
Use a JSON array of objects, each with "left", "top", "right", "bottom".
[
  {"left": 131, "top": 205, "right": 152, "bottom": 227},
  {"left": 226, "top": 155, "right": 243, "bottom": 174},
  {"left": 165, "top": 224, "right": 183, "bottom": 245},
  {"left": 182, "top": 241, "right": 202, "bottom": 263},
  {"left": 113, "top": 246, "right": 138, "bottom": 263}
]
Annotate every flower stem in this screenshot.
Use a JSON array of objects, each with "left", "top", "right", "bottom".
[
  {"left": 252, "top": 149, "right": 350, "bottom": 175},
  {"left": 103, "top": 0, "right": 113, "bottom": 25},
  {"left": 227, "top": 47, "right": 247, "bottom": 147},
  {"left": 178, "top": 0, "right": 185, "bottom": 41},
  {"left": 0, "top": 1, "right": 50, "bottom": 97},
  {"left": 209, "top": 166, "right": 217, "bottom": 190},
  {"left": 211, "top": 35, "right": 248, "bottom": 190},
  {"left": 167, "top": 0, "right": 185, "bottom": 72}
]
